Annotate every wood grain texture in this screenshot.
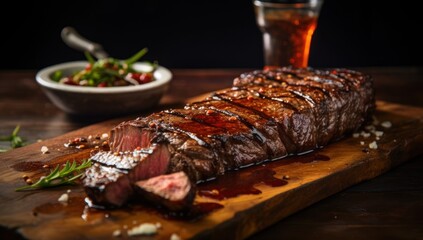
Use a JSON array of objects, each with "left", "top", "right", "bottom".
[{"left": 0, "top": 101, "right": 422, "bottom": 240}]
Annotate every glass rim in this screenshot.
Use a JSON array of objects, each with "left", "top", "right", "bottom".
[{"left": 253, "top": 0, "right": 323, "bottom": 9}]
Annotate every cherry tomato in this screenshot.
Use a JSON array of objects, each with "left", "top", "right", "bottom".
[
  {"left": 62, "top": 77, "right": 78, "bottom": 85},
  {"left": 127, "top": 73, "right": 153, "bottom": 84},
  {"left": 85, "top": 64, "right": 92, "bottom": 71},
  {"left": 137, "top": 73, "right": 152, "bottom": 84},
  {"left": 97, "top": 82, "right": 107, "bottom": 87}
]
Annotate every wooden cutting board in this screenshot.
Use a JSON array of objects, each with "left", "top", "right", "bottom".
[{"left": 0, "top": 100, "right": 422, "bottom": 240}]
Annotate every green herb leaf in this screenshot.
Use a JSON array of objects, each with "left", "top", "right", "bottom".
[
  {"left": 51, "top": 70, "right": 63, "bottom": 82},
  {"left": 0, "top": 125, "right": 25, "bottom": 151},
  {"left": 124, "top": 48, "right": 148, "bottom": 65},
  {"left": 15, "top": 159, "right": 92, "bottom": 191},
  {"left": 84, "top": 51, "right": 96, "bottom": 64}
]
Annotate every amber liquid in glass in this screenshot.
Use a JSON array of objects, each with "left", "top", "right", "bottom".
[{"left": 259, "top": 11, "right": 318, "bottom": 69}]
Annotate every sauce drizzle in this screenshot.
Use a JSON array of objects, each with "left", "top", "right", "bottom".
[{"left": 198, "top": 166, "right": 287, "bottom": 200}]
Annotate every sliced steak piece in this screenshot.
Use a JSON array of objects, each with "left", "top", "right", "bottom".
[
  {"left": 84, "top": 67, "right": 375, "bottom": 209},
  {"left": 134, "top": 171, "right": 196, "bottom": 211},
  {"left": 83, "top": 144, "right": 170, "bottom": 207}
]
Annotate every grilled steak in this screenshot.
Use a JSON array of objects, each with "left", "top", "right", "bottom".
[{"left": 83, "top": 66, "right": 375, "bottom": 209}]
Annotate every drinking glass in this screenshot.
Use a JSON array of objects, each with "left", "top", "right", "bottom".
[{"left": 253, "top": 0, "right": 324, "bottom": 68}]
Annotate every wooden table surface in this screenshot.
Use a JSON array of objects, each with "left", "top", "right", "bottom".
[{"left": 0, "top": 67, "right": 422, "bottom": 239}]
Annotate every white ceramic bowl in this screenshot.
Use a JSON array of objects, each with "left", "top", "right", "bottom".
[{"left": 36, "top": 61, "right": 172, "bottom": 116}]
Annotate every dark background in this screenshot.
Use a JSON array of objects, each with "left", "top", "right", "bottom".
[{"left": 1, "top": 0, "right": 422, "bottom": 70}]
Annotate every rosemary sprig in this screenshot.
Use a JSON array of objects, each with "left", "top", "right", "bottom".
[
  {"left": 0, "top": 125, "right": 25, "bottom": 152},
  {"left": 15, "top": 159, "right": 92, "bottom": 191}
]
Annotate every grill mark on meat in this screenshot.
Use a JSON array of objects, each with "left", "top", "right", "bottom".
[
  {"left": 236, "top": 68, "right": 355, "bottom": 99},
  {"left": 152, "top": 109, "right": 271, "bottom": 173},
  {"left": 233, "top": 82, "right": 321, "bottom": 113},
  {"left": 290, "top": 90, "right": 316, "bottom": 107},
  {"left": 156, "top": 121, "right": 211, "bottom": 148},
  {"left": 158, "top": 111, "right": 240, "bottom": 142},
  {"left": 167, "top": 107, "right": 267, "bottom": 145},
  {"left": 186, "top": 99, "right": 288, "bottom": 160},
  {"left": 230, "top": 86, "right": 300, "bottom": 111},
  {"left": 329, "top": 69, "right": 366, "bottom": 87},
  {"left": 260, "top": 83, "right": 315, "bottom": 107},
  {"left": 278, "top": 68, "right": 351, "bottom": 90},
  {"left": 212, "top": 93, "right": 267, "bottom": 117},
  {"left": 245, "top": 74, "right": 332, "bottom": 98},
  {"left": 210, "top": 92, "right": 298, "bottom": 153},
  {"left": 210, "top": 93, "right": 293, "bottom": 123},
  {"left": 204, "top": 108, "right": 266, "bottom": 143},
  {"left": 233, "top": 76, "right": 327, "bottom": 108}
]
